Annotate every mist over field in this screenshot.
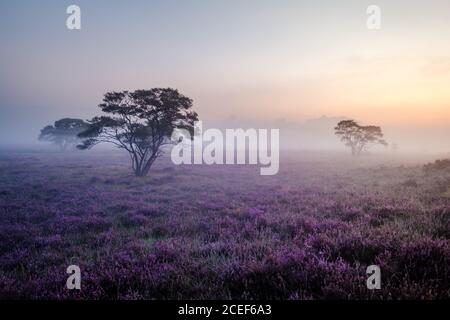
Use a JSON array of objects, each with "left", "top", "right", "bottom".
[{"left": 2, "top": 115, "right": 450, "bottom": 156}]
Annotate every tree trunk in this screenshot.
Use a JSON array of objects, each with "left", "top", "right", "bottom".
[
  {"left": 134, "top": 162, "right": 145, "bottom": 177},
  {"left": 133, "top": 155, "right": 156, "bottom": 177},
  {"left": 139, "top": 158, "right": 156, "bottom": 176}
]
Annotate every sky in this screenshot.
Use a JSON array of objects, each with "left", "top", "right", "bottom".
[{"left": 1, "top": 0, "right": 450, "bottom": 150}]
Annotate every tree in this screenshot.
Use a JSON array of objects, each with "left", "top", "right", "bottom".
[
  {"left": 39, "top": 118, "right": 89, "bottom": 150},
  {"left": 335, "top": 120, "right": 387, "bottom": 156},
  {"left": 77, "top": 88, "right": 198, "bottom": 176}
]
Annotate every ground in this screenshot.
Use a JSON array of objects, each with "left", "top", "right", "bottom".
[{"left": 0, "top": 150, "right": 449, "bottom": 299}]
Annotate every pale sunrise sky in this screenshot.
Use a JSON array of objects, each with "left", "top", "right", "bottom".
[{"left": 1, "top": 0, "right": 450, "bottom": 145}]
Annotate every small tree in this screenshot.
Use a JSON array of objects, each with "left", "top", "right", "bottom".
[
  {"left": 77, "top": 88, "right": 198, "bottom": 176},
  {"left": 39, "top": 118, "right": 89, "bottom": 150},
  {"left": 335, "top": 120, "right": 387, "bottom": 156}
]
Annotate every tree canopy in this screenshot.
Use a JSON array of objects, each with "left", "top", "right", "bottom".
[
  {"left": 39, "top": 118, "right": 89, "bottom": 150},
  {"left": 335, "top": 120, "right": 387, "bottom": 156},
  {"left": 78, "top": 88, "right": 198, "bottom": 176}
]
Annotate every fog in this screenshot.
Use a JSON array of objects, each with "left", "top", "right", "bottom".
[
  {"left": 2, "top": 113, "right": 448, "bottom": 158},
  {"left": 190, "top": 116, "right": 450, "bottom": 156}
]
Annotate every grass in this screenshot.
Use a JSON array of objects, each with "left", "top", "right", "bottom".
[{"left": 0, "top": 150, "right": 448, "bottom": 299}]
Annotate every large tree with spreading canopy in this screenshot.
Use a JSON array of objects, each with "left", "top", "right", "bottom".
[
  {"left": 78, "top": 88, "right": 198, "bottom": 176},
  {"left": 335, "top": 120, "right": 387, "bottom": 156}
]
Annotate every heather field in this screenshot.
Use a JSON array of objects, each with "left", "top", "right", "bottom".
[{"left": 0, "top": 150, "right": 449, "bottom": 300}]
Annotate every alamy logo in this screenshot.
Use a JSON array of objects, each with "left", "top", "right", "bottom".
[
  {"left": 366, "top": 265, "right": 381, "bottom": 290},
  {"left": 66, "top": 5, "right": 81, "bottom": 30},
  {"left": 66, "top": 265, "right": 81, "bottom": 290},
  {"left": 170, "top": 121, "right": 279, "bottom": 175},
  {"left": 366, "top": 5, "right": 381, "bottom": 30}
]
